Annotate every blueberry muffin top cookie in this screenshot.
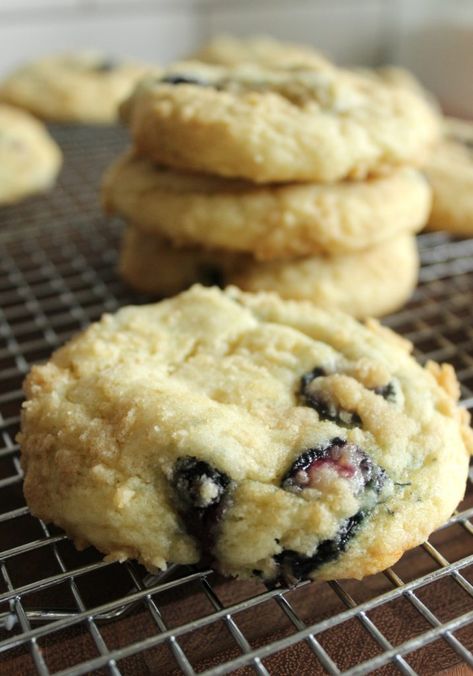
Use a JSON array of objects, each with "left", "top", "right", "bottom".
[
  {"left": 0, "top": 52, "right": 153, "bottom": 124},
  {"left": 20, "top": 286, "right": 472, "bottom": 584},
  {"left": 0, "top": 103, "right": 62, "bottom": 205},
  {"left": 103, "top": 151, "right": 430, "bottom": 260},
  {"left": 425, "top": 117, "right": 473, "bottom": 235},
  {"left": 120, "top": 61, "right": 440, "bottom": 183}
]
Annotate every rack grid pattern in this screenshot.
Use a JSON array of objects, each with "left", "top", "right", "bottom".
[{"left": 0, "top": 126, "right": 472, "bottom": 675}]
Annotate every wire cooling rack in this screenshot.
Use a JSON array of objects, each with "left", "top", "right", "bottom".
[{"left": 0, "top": 125, "right": 472, "bottom": 676}]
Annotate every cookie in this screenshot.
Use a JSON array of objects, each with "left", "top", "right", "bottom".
[
  {"left": 120, "top": 228, "right": 419, "bottom": 317},
  {"left": 120, "top": 61, "right": 440, "bottom": 183},
  {"left": 19, "top": 285, "right": 472, "bottom": 584},
  {"left": 0, "top": 103, "right": 62, "bottom": 205},
  {"left": 103, "top": 151, "right": 430, "bottom": 260},
  {"left": 104, "top": 151, "right": 431, "bottom": 259},
  {"left": 191, "top": 34, "right": 331, "bottom": 70},
  {"left": 425, "top": 117, "right": 473, "bottom": 235},
  {"left": 120, "top": 228, "right": 419, "bottom": 318},
  {"left": 0, "top": 52, "right": 152, "bottom": 124}
]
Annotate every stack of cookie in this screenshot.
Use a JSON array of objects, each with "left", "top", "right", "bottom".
[{"left": 103, "top": 58, "right": 439, "bottom": 318}]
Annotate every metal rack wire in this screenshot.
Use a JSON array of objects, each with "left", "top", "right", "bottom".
[{"left": 0, "top": 125, "right": 472, "bottom": 675}]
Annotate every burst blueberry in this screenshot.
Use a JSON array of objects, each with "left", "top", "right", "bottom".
[
  {"left": 281, "top": 438, "right": 386, "bottom": 495},
  {"left": 275, "top": 439, "right": 387, "bottom": 584}
]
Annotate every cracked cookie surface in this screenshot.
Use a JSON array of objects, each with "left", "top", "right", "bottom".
[
  {"left": 120, "top": 60, "right": 439, "bottom": 183},
  {"left": 103, "top": 151, "right": 431, "bottom": 260},
  {"left": 19, "top": 286, "right": 472, "bottom": 583}
]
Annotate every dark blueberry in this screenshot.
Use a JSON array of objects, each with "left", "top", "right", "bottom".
[
  {"left": 273, "top": 511, "right": 365, "bottom": 585},
  {"left": 358, "top": 452, "right": 387, "bottom": 494},
  {"left": 450, "top": 134, "right": 473, "bottom": 151},
  {"left": 161, "top": 74, "right": 208, "bottom": 86},
  {"left": 94, "top": 59, "right": 118, "bottom": 73},
  {"left": 172, "top": 456, "right": 230, "bottom": 510},
  {"left": 172, "top": 456, "right": 232, "bottom": 565},
  {"left": 374, "top": 380, "right": 397, "bottom": 402},
  {"left": 281, "top": 437, "right": 344, "bottom": 492},
  {"left": 299, "top": 368, "right": 361, "bottom": 427},
  {"left": 300, "top": 366, "right": 326, "bottom": 391},
  {"left": 197, "top": 264, "right": 225, "bottom": 288},
  {"left": 281, "top": 438, "right": 386, "bottom": 496}
]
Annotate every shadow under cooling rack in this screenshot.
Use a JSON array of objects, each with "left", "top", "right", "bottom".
[{"left": 0, "top": 125, "right": 472, "bottom": 675}]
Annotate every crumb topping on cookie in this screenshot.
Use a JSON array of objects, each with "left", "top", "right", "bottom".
[{"left": 19, "top": 286, "right": 472, "bottom": 583}]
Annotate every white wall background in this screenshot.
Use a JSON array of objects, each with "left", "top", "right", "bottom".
[{"left": 0, "top": 0, "right": 471, "bottom": 116}]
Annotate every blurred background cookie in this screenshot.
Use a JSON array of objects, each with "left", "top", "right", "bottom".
[
  {"left": 0, "top": 103, "right": 61, "bottom": 205},
  {"left": 0, "top": 52, "right": 154, "bottom": 124},
  {"left": 425, "top": 117, "right": 473, "bottom": 235}
]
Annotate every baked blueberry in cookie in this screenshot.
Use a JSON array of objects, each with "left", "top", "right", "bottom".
[
  {"left": 299, "top": 368, "right": 362, "bottom": 427},
  {"left": 161, "top": 74, "right": 209, "bottom": 86},
  {"left": 18, "top": 286, "right": 472, "bottom": 584},
  {"left": 172, "top": 456, "right": 232, "bottom": 563},
  {"left": 274, "top": 511, "right": 365, "bottom": 585},
  {"left": 275, "top": 438, "right": 388, "bottom": 584},
  {"left": 281, "top": 438, "right": 386, "bottom": 496},
  {"left": 94, "top": 58, "right": 119, "bottom": 73},
  {"left": 172, "top": 456, "right": 231, "bottom": 510},
  {"left": 374, "top": 380, "right": 398, "bottom": 402},
  {"left": 300, "top": 367, "right": 399, "bottom": 425}
]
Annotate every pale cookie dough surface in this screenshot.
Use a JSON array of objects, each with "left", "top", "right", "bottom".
[
  {"left": 103, "top": 151, "right": 431, "bottom": 260},
  {"left": 19, "top": 285, "right": 472, "bottom": 584},
  {"left": 0, "top": 103, "right": 62, "bottom": 205},
  {"left": 425, "top": 117, "right": 473, "bottom": 235},
  {"left": 120, "top": 228, "right": 419, "bottom": 319},
  {"left": 357, "top": 66, "right": 435, "bottom": 99},
  {"left": 190, "top": 35, "right": 332, "bottom": 70},
  {"left": 120, "top": 61, "right": 440, "bottom": 183},
  {"left": 0, "top": 53, "right": 153, "bottom": 124}
]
